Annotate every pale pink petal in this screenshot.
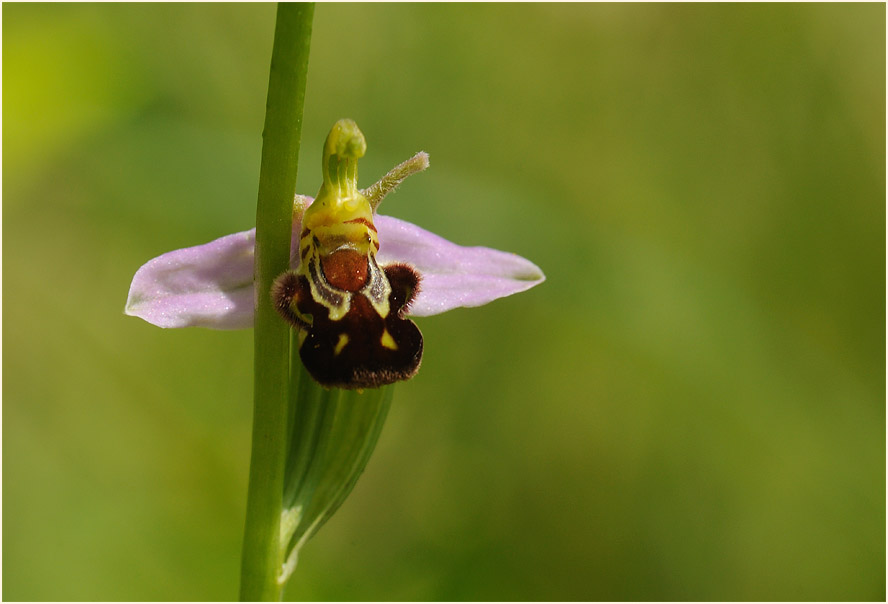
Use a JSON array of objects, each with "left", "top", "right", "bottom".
[
  {"left": 375, "top": 215, "right": 545, "bottom": 317},
  {"left": 125, "top": 229, "right": 256, "bottom": 329}
]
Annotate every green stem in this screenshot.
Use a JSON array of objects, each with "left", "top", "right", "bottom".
[{"left": 241, "top": 3, "right": 314, "bottom": 601}]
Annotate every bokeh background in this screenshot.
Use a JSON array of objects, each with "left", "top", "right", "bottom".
[{"left": 4, "top": 3, "right": 885, "bottom": 601}]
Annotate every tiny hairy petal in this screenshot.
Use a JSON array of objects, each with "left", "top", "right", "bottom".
[
  {"left": 375, "top": 215, "right": 545, "bottom": 317},
  {"left": 125, "top": 229, "right": 256, "bottom": 329}
]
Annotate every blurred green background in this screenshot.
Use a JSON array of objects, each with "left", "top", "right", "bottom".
[{"left": 4, "top": 3, "right": 884, "bottom": 601}]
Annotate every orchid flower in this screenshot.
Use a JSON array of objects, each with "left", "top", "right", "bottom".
[
  {"left": 124, "top": 144, "right": 544, "bottom": 339},
  {"left": 125, "top": 116, "right": 543, "bottom": 598}
]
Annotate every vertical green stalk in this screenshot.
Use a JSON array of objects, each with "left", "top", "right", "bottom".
[{"left": 241, "top": 3, "right": 314, "bottom": 601}]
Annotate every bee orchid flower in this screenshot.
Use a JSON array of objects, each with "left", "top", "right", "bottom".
[
  {"left": 125, "top": 119, "right": 545, "bottom": 592},
  {"left": 125, "top": 141, "right": 544, "bottom": 347}
]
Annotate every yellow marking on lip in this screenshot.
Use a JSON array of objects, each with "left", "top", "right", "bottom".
[
  {"left": 380, "top": 329, "right": 398, "bottom": 351},
  {"left": 334, "top": 333, "right": 349, "bottom": 356}
]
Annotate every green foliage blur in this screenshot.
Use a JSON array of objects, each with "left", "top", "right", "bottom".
[{"left": 3, "top": 3, "right": 884, "bottom": 601}]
